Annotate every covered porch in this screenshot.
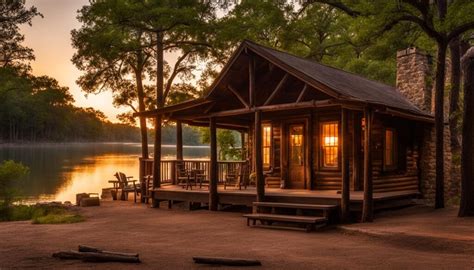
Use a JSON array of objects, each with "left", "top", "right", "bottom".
[{"left": 135, "top": 40, "right": 432, "bottom": 222}]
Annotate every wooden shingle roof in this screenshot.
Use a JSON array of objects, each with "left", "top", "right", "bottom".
[{"left": 243, "top": 40, "right": 428, "bottom": 116}]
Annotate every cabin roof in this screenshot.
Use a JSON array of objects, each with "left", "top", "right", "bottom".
[
  {"left": 136, "top": 40, "right": 432, "bottom": 121},
  {"left": 239, "top": 40, "right": 425, "bottom": 116}
]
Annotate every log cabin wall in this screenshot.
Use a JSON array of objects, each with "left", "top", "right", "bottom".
[{"left": 371, "top": 115, "right": 420, "bottom": 193}]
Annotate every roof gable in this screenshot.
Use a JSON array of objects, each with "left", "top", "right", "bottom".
[{"left": 243, "top": 40, "right": 426, "bottom": 116}]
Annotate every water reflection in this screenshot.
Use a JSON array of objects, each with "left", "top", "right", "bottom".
[{"left": 0, "top": 143, "right": 209, "bottom": 202}]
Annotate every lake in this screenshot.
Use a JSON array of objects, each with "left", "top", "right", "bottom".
[{"left": 0, "top": 143, "right": 210, "bottom": 203}]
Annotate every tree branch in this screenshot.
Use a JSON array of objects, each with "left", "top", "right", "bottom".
[
  {"left": 448, "top": 21, "right": 474, "bottom": 42},
  {"left": 383, "top": 15, "right": 443, "bottom": 42},
  {"left": 305, "top": 0, "right": 361, "bottom": 17},
  {"left": 163, "top": 50, "right": 193, "bottom": 101}
]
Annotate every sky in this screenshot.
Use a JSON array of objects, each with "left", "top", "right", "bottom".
[{"left": 20, "top": 0, "right": 131, "bottom": 122}]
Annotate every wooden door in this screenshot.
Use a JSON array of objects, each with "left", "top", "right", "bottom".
[{"left": 288, "top": 124, "right": 305, "bottom": 189}]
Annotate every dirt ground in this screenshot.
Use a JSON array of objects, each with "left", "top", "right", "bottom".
[{"left": 0, "top": 201, "right": 473, "bottom": 270}]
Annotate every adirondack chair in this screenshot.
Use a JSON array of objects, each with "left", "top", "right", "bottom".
[
  {"left": 108, "top": 172, "right": 140, "bottom": 202},
  {"left": 224, "top": 163, "right": 249, "bottom": 190}
]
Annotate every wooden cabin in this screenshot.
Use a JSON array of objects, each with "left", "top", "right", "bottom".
[{"left": 136, "top": 40, "right": 434, "bottom": 223}]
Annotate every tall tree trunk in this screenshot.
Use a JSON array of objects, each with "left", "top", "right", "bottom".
[
  {"left": 459, "top": 47, "right": 474, "bottom": 216},
  {"left": 152, "top": 32, "right": 164, "bottom": 191},
  {"left": 135, "top": 67, "right": 149, "bottom": 159},
  {"left": 449, "top": 37, "right": 461, "bottom": 152},
  {"left": 435, "top": 41, "right": 448, "bottom": 209}
]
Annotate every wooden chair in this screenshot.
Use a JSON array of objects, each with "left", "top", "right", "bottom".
[
  {"left": 141, "top": 175, "right": 153, "bottom": 204},
  {"left": 109, "top": 172, "right": 140, "bottom": 202},
  {"left": 176, "top": 162, "right": 195, "bottom": 190},
  {"left": 224, "top": 163, "right": 249, "bottom": 190}
]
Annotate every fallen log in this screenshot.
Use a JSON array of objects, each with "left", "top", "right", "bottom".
[
  {"left": 78, "top": 245, "right": 139, "bottom": 258},
  {"left": 193, "top": 256, "right": 262, "bottom": 266},
  {"left": 52, "top": 251, "right": 140, "bottom": 263}
]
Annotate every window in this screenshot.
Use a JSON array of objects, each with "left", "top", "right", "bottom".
[
  {"left": 262, "top": 124, "right": 272, "bottom": 167},
  {"left": 321, "top": 122, "right": 339, "bottom": 168},
  {"left": 384, "top": 129, "right": 397, "bottom": 169}
]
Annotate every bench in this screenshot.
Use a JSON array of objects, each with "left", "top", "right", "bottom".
[
  {"left": 252, "top": 202, "right": 337, "bottom": 218},
  {"left": 243, "top": 213, "right": 327, "bottom": 232}
]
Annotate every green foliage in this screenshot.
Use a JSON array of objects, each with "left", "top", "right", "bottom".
[
  {"left": 0, "top": 0, "right": 42, "bottom": 71},
  {"left": 0, "top": 160, "right": 29, "bottom": 219},
  {"left": 200, "top": 128, "right": 242, "bottom": 160},
  {"left": 0, "top": 204, "right": 84, "bottom": 224}
]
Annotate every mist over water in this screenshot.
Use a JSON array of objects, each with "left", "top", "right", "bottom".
[{"left": 0, "top": 143, "right": 210, "bottom": 203}]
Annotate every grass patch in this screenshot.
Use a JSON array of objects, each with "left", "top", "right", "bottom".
[
  {"left": 0, "top": 204, "right": 85, "bottom": 224},
  {"left": 32, "top": 213, "right": 85, "bottom": 224}
]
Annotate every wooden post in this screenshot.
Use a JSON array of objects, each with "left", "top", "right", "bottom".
[
  {"left": 352, "top": 112, "right": 361, "bottom": 190},
  {"left": 249, "top": 54, "right": 255, "bottom": 107},
  {"left": 209, "top": 117, "right": 219, "bottom": 211},
  {"left": 240, "top": 131, "right": 246, "bottom": 160},
  {"left": 176, "top": 120, "right": 183, "bottom": 161},
  {"left": 254, "top": 110, "right": 265, "bottom": 202},
  {"left": 361, "top": 108, "right": 373, "bottom": 222},
  {"left": 152, "top": 115, "right": 162, "bottom": 208},
  {"left": 341, "top": 108, "right": 350, "bottom": 222}
]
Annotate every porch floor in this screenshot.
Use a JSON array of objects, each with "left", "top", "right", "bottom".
[{"left": 152, "top": 185, "right": 419, "bottom": 210}]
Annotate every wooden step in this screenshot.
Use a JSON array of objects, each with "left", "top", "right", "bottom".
[
  {"left": 243, "top": 214, "right": 327, "bottom": 232},
  {"left": 253, "top": 202, "right": 337, "bottom": 211}
]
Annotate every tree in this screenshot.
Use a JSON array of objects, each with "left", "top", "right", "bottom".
[
  {"left": 107, "top": 0, "right": 217, "bottom": 189},
  {"left": 459, "top": 47, "right": 474, "bottom": 216},
  {"left": 72, "top": 3, "right": 156, "bottom": 158},
  {"left": 306, "top": 0, "right": 474, "bottom": 210},
  {"left": 0, "top": 0, "right": 41, "bottom": 70}
]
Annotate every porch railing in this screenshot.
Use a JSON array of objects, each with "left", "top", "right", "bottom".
[{"left": 139, "top": 158, "right": 247, "bottom": 185}]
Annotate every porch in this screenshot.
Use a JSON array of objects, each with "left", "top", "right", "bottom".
[{"left": 151, "top": 184, "right": 419, "bottom": 212}]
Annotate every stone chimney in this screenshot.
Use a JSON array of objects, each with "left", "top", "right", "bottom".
[{"left": 396, "top": 48, "right": 433, "bottom": 113}]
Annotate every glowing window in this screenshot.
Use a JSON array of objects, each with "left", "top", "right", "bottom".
[
  {"left": 384, "top": 129, "right": 397, "bottom": 168},
  {"left": 321, "top": 122, "right": 338, "bottom": 168},
  {"left": 262, "top": 124, "right": 272, "bottom": 166}
]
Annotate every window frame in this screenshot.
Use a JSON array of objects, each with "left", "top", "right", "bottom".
[
  {"left": 383, "top": 128, "right": 398, "bottom": 171},
  {"left": 320, "top": 121, "right": 340, "bottom": 170},
  {"left": 262, "top": 123, "right": 272, "bottom": 169}
]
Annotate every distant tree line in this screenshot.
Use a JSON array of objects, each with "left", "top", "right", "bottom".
[{"left": 0, "top": 66, "right": 204, "bottom": 143}]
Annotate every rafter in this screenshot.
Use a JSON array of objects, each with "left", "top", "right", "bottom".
[
  {"left": 227, "top": 85, "right": 250, "bottom": 108},
  {"left": 263, "top": 73, "right": 289, "bottom": 106},
  {"left": 296, "top": 84, "right": 308, "bottom": 103}
]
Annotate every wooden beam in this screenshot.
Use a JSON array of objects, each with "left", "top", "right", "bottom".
[
  {"left": 263, "top": 73, "right": 289, "bottom": 106},
  {"left": 209, "top": 117, "right": 218, "bottom": 211},
  {"left": 204, "top": 102, "right": 215, "bottom": 114},
  {"left": 208, "top": 99, "right": 337, "bottom": 118},
  {"left": 249, "top": 55, "right": 255, "bottom": 107},
  {"left": 383, "top": 108, "right": 434, "bottom": 123},
  {"left": 254, "top": 110, "right": 265, "bottom": 202},
  {"left": 133, "top": 99, "right": 211, "bottom": 118},
  {"left": 361, "top": 107, "right": 373, "bottom": 222},
  {"left": 296, "top": 84, "right": 308, "bottom": 103},
  {"left": 341, "top": 108, "right": 350, "bottom": 223},
  {"left": 227, "top": 85, "right": 249, "bottom": 108}
]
